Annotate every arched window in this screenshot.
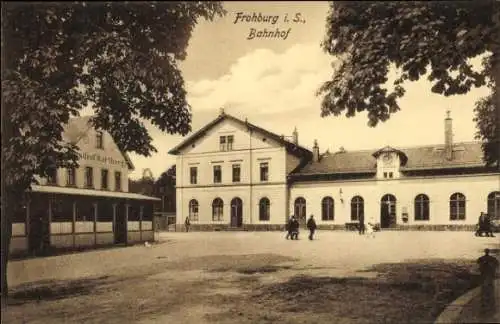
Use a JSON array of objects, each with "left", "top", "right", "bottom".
[
  {"left": 414, "top": 194, "right": 430, "bottom": 221},
  {"left": 487, "top": 191, "right": 500, "bottom": 219},
  {"left": 212, "top": 198, "right": 223, "bottom": 221},
  {"left": 189, "top": 199, "right": 199, "bottom": 221},
  {"left": 350, "top": 196, "right": 364, "bottom": 221},
  {"left": 322, "top": 197, "right": 334, "bottom": 221},
  {"left": 450, "top": 193, "right": 466, "bottom": 220},
  {"left": 294, "top": 197, "right": 306, "bottom": 223},
  {"left": 259, "top": 198, "right": 270, "bottom": 221}
]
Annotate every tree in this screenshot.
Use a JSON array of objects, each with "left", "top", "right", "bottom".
[
  {"left": 318, "top": 1, "right": 500, "bottom": 168},
  {"left": 1, "top": 2, "right": 225, "bottom": 299},
  {"left": 154, "top": 165, "right": 176, "bottom": 213}
]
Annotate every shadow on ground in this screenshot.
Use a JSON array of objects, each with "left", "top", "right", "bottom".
[
  {"left": 208, "top": 258, "right": 482, "bottom": 324},
  {"left": 3, "top": 256, "right": 484, "bottom": 324}
]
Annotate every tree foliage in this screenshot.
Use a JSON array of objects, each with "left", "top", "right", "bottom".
[
  {"left": 319, "top": 1, "right": 500, "bottom": 166},
  {"left": 1, "top": 1, "right": 225, "bottom": 297}
]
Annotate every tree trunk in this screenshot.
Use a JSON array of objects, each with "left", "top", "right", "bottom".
[{"left": 1, "top": 196, "right": 13, "bottom": 302}]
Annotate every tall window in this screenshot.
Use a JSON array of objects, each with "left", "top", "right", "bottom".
[
  {"left": 350, "top": 196, "right": 364, "bottom": 221},
  {"left": 259, "top": 197, "right": 270, "bottom": 221},
  {"left": 219, "top": 136, "right": 226, "bottom": 151},
  {"left": 189, "top": 199, "right": 199, "bottom": 221},
  {"left": 232, "top": 164, "right": 241, "bottom": 182},
  {"left": 450, "top": 193, "right": 466, "bottom": 220},
  {"left": 260, "top": 162, "right": 269, "bottom": 181},
  {"left": 47, "top": 168, "right": 58, "bottom": 185},
  {"left": 414, "top": 194, "right": 430, "bottom": 220},
  {"left": 101, "top": 169, "right": 109, "bottom": 190},
  {"left": 84, "top": 167, "right": 94, "bottom": 188},
  {"left": 487, "top": 191, "right": 500, "bottom": 219},
  {"left": 227, "top": 135, "right": 234, "bottom": 150},
  {"left": 114, "top": 171, "right": 122, "bottom": 191},
  {"left": 212, "top": 198, "right": 224, "bottom": 221},
  {"left": 213, "top": 165, "right": 222, "bottom": 183},
  {"left": 294, "top": 197, "right": 306, "bottom": 222},
  {"left": 190, "top": 167, "right": 198, "bottom": 184},
  {"left": 96, "top": 131, "right": 104, "bottom": 149},
  {"left": 322, "top": 197, "right": 334, "bottom": 221},
  {"left": 66, "top": 168, "right": 76, "bottom": 186}
]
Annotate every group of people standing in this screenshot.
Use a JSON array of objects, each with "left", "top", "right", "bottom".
[{"left": 285, "top": 214, "right": 317, "bottom": 240}]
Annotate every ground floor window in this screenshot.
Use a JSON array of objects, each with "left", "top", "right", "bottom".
[
  {"left": 212, "top": 198, "right": 224, "bottom": 221},
  {"left": 350, "top": 196, "right": 364, "bottom": 221},
  {"left": 189, "top": 199, "right": 199, "bottom": 221},
  {"left": 143, "top": 204, "right": 153, "bottom": 222},
  {"left": 487, "top": 191, "right": 500, "bottom": 219},
  {"left": 259, "top": 197, "right": 270, "bottom": 221},
  {"left": 414, "top": 194, "right": 430, "bottom": 221},
  {"left": 322, "top": 196, "right": 334, "bottom": 221},
  {"left": 449, "top": 193, "right": 466, "bottom": 220},
  {"left": 128, "top": 204, "right": 141, "bottom": 221}
]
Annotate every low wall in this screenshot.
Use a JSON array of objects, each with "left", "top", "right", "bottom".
[
  {"left": 10, "top": 237, "right": 27, "bottom": 253},
  {"left": 174, "top": 223, "right": 479, "bottom": 232}
]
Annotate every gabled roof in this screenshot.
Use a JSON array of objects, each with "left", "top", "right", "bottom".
[
  {"left": 63, "top": 116, "right": 135, "bottom": 170},
  {"left": 168, "top": 112, "right": 312, "bottom": 158},
  {"left": 293, "top": 142, "right": 489, "bottom": 175}
]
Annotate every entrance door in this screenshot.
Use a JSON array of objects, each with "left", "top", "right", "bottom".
[
  {"left": 114, "top": 202, "right": 128, "bottom": 244},
  {"left": 294, "top": 197, "right": 307, "bottom": 227},
  {"left": 380, "top": 194, "right": 397, "bottom": 228},
  {"left": 230, "top": 198, "right": 243, "bottom": 227}
]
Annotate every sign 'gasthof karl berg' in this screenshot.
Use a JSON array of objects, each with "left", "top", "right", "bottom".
[{"left": 78, "top": 152, "right": 127, "bottom": 168}]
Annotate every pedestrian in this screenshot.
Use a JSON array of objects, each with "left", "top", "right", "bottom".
[
  {"left": 184, "top": 216, "right": 191, "bottom": 232},
  {"left": 307, "top": 214, "right": 317, "bottom": 240},
  {"left": 485, "top": 213, "right": 495, "bottom": 237},
  {"left": 358, "top": 213, "right": 365, "bottom": 235},
  {"left": 476, "top": 212, "right": 487, "bottom": 237},
  {"left": 290, "top": 216, "right": 300, "bottom": 240},
  {"left": 477, "top": 248, "right": 499, "bottom": 315},
  {"left": 285, "top": 215, "right": 293, "bottom": 240}
]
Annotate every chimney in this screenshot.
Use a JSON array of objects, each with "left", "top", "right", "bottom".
[
  {"left": 219, "top": 107, "right": 225, "bottom": 116},
  {"left": 444, "top": 110, "right": 453, "bottom": 160},
  {"left": 292, "top": 127, "right": 298, "bottom": 144},
  {"left": 313, "top": 139, "right": 320, "bottom": 162}
]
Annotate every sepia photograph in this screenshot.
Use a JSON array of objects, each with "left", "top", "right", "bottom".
[{"left": 1, "top": 1, "right": 500, "bottom": 323}]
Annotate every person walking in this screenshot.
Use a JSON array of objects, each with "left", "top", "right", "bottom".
[
  {"left": 290, "top": 216, "right": 300, "bottom": 240},
  {"left": 307, "top": 214, "right": 317, "bottom": 240},
  {"left": 477, "top": 248, "right": 499, "bottom": 315},
  {"left": 285, "top": 215, "right": 293, "bottom": 240},
  {"left": 485, "top": 213, "right": 495, "bottom": 237},
  {"left": 184, "top": 216, "right": 191, "bottom": 233},
  {"left": 358, "top": 213, "right": 365, "bottom": 235}
]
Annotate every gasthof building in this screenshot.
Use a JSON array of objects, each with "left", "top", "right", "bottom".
[
  {"left": 169, "top": 110, "right": 499, "bottom": 231},
  {"left": 10, "top": 116, "right": 160, "bottom": 255}
]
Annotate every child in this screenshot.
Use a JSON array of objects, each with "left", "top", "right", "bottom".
[{"left": 365, "top": 222, "right": 376, "bottom": 238}]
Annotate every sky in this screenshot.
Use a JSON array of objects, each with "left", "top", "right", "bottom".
[{"left": 86, "top": 1, "right": 491, "bottom": 180}]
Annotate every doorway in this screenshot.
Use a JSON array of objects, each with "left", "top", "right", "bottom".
[
  {"left": 230, "top": 198, "right": 243, "bottom": 227},
  {"left": 114, "top": 202, "right": 128, "bottom": 244},
  {"left": 380, "top": 194, "right": 397, "bottom": 228}
]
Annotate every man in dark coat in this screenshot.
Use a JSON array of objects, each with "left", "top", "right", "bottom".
[
  {"left": 184, "top": 216, "right": 191, "bottom": 232},
  {"left": 285, "top": 215, "right": 293, "bottom": 240},
  {"left": 290, "top": 216, "right": 299, "bottom": 240},
  {"left": 358, "top": 213, "right": 365, "bottom": 235},
  {"left": 307, "top": 214, "right": 317, "bottom": 240},
  {"left": 477, "top": 248, "right": 499, "bottom": 314}
]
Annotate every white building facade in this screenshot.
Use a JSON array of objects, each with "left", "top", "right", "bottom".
[
  {"left": 10, "top": 116, "right": 159, "bottom": 255},
  {"left": 169, "top": 111, "right": 500, "bottom": 231}
]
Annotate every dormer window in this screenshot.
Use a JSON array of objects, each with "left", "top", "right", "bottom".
[{"left": 96, "top": 131, "right": 104, "bottom": 149}]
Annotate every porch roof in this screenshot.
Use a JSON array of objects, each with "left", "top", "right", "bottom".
[{"left": 30, "top": 185, "right": 161, "bottom": 201}]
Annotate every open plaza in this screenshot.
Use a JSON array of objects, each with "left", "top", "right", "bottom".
[{"left": 4, "top": 230, "right": 499, "bottom": 323}]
